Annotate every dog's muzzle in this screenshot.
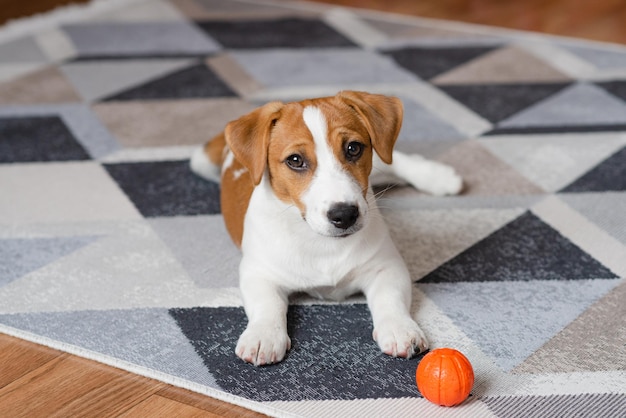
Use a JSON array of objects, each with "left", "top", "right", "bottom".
[{"left": 327, "top": 203, "right": 359, "bottom": 231}]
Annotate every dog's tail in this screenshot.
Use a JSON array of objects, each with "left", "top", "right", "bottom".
[{"left": 190, "top": 134, "right": 226, "bottom": 184}]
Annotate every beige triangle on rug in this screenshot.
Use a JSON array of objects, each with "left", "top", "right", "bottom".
[
  {"left": 92, "top": 98, "right": 256, "bottom": 148},
  {"left": 438, "top": 139, "right": 545, "bottom": 195},
  {"left": 513, "top": 279, "right": 626, "bottom": 374},
  {"left": 432, "top": 45, "right": 572, "bottom": 84},
  {"left": 0, "top": 65, "right": 81, "bottom": 104}
]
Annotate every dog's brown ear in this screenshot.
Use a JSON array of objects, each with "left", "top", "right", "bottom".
[
  {"left": 224, "top": 101, "right": 283, "bottom": 185},
  {"left": 338, "top": 91, "right": 403, "bottom": 164}
]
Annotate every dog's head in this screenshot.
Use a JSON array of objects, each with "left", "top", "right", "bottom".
[{"left": 225, "top": 91, "right": 403, "bottom": 238}]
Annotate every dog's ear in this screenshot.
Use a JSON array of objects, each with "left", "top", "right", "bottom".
[
  {"left": 338, "top": 91, "right": 403, "bottom": 164},
  {"left": 225, "top": 101, "right": 283, "bottom": 185}
]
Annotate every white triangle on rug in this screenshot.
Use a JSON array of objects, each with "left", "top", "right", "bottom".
[
  {"left": 0, "top": 235, "right": 99, "bottom": 287},
  {"left": 149, "top": 216, "right": 241, "bottom": 289},
  {"left": 34, "top": 28, "right": 77, "bottom": 62},
  {"left": 267, "top": 396, "right": 497, "bottom": 418},
  {"left": 479, "top": 132, "right": 626, "bottom": 192},
  {"left": 0, "top": 220, "right": 242, "bottom": 314},
  {"left": 384, "top": 207, "right": 525, "bottom": 280}
]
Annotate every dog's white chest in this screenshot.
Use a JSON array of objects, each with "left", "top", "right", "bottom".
[{"left": 240, "top": 178, "right": 386, "bottom": 294}]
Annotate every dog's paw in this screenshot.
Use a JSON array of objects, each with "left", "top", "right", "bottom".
[
  {"left": 373, "top": 318, "right": 429, "bottom": 358},
  {"left": 401, "top": 155, "right": 463, "bottom": 196},
  {"left": 420, "top": 161, "right": 463, "bottom": 196},
  {"left": 236, "top": 325, "right": 291, "bottom": 366}
]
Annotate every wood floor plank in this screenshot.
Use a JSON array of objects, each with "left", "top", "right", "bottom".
[
  {"left": 313, "top": 0, "right": 626, "bottom": 44},
  {"left": 121, "top": 394, "right": 222, "bottom": 418},
  {"left": 0, "top": 333, "right": 268, "bottom": 417},
  {"left": 48, "top": 365, "right": 167, "bottom": 418},
  {"left": 157, "top": 385, "right": 267, "bottom": 418},
  {"left": 0, "top": 351, "right": 164, "bottom": 418},
  {"left": 0, "top": 333, "right": 60, "bottom": 389},
  {"left": 0, "top": 0, "right": 90, "bottom": 25}
]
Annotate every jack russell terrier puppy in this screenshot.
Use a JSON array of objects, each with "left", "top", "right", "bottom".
[{"left": 191, "top": 91, "right": 462, "bottom": 366}]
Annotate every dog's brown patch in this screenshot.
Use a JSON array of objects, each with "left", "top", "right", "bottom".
[{"left": 210, "top": 91, "right": 404, "bottom": 247}]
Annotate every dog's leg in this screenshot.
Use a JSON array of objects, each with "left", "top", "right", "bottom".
[
  {"left": 371, "top": 151, "right": 463, "bottom": 196},
  {"left": 363, "top": 249, "right": 428, "bottom": 358},
  {"left": 236, "top": 264, "right": 291, "bottom": 366}
]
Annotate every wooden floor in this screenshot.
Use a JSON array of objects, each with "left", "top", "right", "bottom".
[
  {"left": 0, "top": 333, "right": 265, "bottom": 417},
  {"left": 1, "top": 0, "right": 626, "bottom": 44},
  {"left": 315, "top": 0, "right": 626, "bottom": 45},
  {"left": 1, "top": 0, "right": 626, "bottom": 416}
]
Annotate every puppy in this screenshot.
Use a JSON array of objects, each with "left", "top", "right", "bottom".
[{"left": 191, "top": 91, "right": 462, "bottom": 366}]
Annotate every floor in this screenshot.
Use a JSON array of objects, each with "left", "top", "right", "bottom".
[
  {"left": 1, "top": 0, "right": 625, "bottom": 416},
  {"left": 313, "top": 0, "right": 626, "bottom": 45},
  {"left": 2, "top": 0, "right": 626, "bottom": 44}
]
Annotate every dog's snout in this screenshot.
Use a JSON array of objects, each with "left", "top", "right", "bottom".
[{"left": 327, "top": 203, "right": 359, "bottom": 230}]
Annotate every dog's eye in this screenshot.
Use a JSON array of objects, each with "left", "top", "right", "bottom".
[
  {"left": 285, "top": 154, "right": 307, "bottom": 171},
  {"left": 345, "top": 141, "right": 364, "bottom": 162}
]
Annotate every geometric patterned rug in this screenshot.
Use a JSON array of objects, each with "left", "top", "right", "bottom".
[{"left": 1, "top": 0, "right": 625, "bottom": 416}]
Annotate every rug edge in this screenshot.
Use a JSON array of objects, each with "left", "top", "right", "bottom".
[
  {"left": 0, "top": 323, "right": 294, "bottom": 418},
  {"left": 3, "top": 0, "right": 626, "bottom": 53}
]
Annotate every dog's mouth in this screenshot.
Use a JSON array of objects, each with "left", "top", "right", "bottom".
[
  {"left": 321, "top": 227, "right": 363, "bottom": 239},
  {"left": 329, "top": 230, "right": 357, "bottom": 238}
]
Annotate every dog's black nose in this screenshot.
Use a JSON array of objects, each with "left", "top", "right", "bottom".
[{"left": 327, "top": 203, "right": 359, "bottom": 230}]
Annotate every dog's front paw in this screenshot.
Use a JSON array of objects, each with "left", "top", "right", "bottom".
[
  {"left": 236, "top": 325, "right": 291, "bottom": 366},
  {"left": 373, "top": 318, "right": 429, "bottom": 358}
]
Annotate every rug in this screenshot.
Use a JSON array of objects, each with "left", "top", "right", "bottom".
[{"left": 1, "top": 0, "right": 625, "bottom": 416}]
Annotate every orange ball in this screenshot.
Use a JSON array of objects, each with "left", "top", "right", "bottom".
[{"left": 415, "top": 348, "right": 474, "bottom": 407}]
